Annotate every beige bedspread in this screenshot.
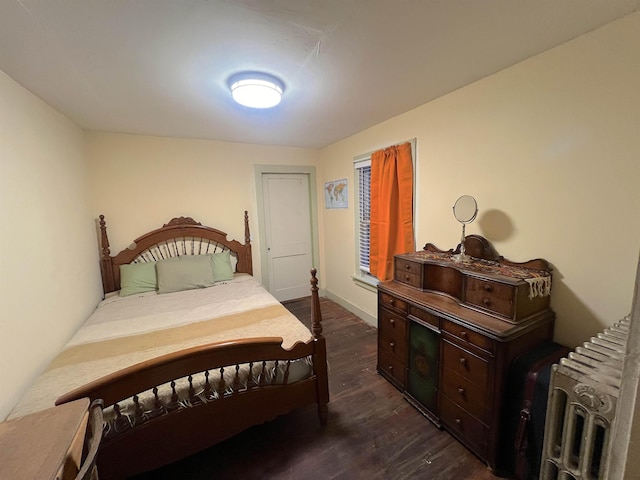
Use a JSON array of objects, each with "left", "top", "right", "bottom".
[{"left": 8, "top": 274, "right": 312, "bottom": 420}]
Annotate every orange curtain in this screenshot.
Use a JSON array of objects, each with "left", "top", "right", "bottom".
[{"left": 370, "top": 142, "right": 415, "bottom": 282}]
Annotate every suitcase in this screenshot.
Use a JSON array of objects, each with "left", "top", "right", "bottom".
[{"left": 499, "top": 341, "right": 571, "bottom": 479}]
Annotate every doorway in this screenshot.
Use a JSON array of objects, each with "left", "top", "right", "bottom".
[{"left": 256, "top": 166, "right": 319, "bottom": 302}]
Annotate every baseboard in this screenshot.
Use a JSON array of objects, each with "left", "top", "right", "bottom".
[{"left": 321, "top": 289, "right": 377, "bottom": 327}]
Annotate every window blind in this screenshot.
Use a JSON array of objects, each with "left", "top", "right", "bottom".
[{"left": 356, "top": 160, "right": 371, "bottom": 273}]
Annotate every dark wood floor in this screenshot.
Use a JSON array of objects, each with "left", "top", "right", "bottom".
[{"left": 133, "top": 297, "right": 500, "bottom": 480}]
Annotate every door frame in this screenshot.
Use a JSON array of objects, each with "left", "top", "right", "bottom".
[{"left": 254, "top": 165, "right": 320, "bottom": 295}]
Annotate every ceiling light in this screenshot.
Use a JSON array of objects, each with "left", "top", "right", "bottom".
[{"left": 228, "top": 72, "right": 285, "bottom": 109}]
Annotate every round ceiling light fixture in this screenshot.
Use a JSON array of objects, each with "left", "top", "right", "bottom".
[{"left": 228, "top": 72, "right": 285, "bottom": 109}]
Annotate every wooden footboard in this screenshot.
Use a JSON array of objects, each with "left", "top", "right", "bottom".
[{"left": 56, "top": 269, "right": 329, "bottom": 480}]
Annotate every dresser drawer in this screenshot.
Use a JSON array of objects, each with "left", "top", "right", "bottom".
[
  {"left": 394, "top": 258, "right": 424, "bottom": 288},
  {"left": 395, "top": 270, "right": 422, "bottom": 288},
  {"left": 379, "top": 291, "right": 409, "bottom": 314},
  {"left": 441, "top": 369, "right": 489, "bottom": 422},
  {"left": 465, "top": 277, "right": 515, "bottom": 318},
  {"left": 441, "top": 340, "right": 490, "bottom": 385},
  {"left": 378, "top": 334, "right": 407, "bottom": 360},
  {"left": 409, "top": 306, "right": 440, "bottom": 329},
  {"left": 379, "top": 308, "right": 408, "bottom": 340},
  {"left": 440, "top": 396, "right": 489, "bottom": 459},
  {"left": 395, "top": 257, "right": 422, "bottom": 276},
  {"left": 378, "top": 351, "right": 406, "bottom": 387},
  {"left": 442, "top": 319, "right": 496, "bottom": 355},
  {"left": 378, "top": 314, "right": 408, "bottom": 361}
]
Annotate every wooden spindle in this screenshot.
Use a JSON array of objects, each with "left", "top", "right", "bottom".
[
  {"left": 132, "top": 395, "right": 145, "bottom": 426},
  {"left": 188, "top": 375, "right": 203, "bottom": 406},
  {"left": 259, "top": 361, "right": 267, "bottom": 386},
  {"left": 146, "top": 386, "right": 165, "bottom": 419},
  {"left": 159, "top": 242, "right": 167, "bottom": 260},
  {"left": 202, "top": 370, "right": 214, "bottom": 401},
  {"left": 233, "top": 364, "right": 241, "bottom": 392},
  {"left": 218, "top": 367, "right": 226, "bottom": 395},
  {"left": 166, "top": 381, "right": 180, "bottom": 411},
  {"left": 246, "top": 362, "right": 256, "bottom": 388},
  {"left": 271, "top": 360, "right": 280, "bottom": 385},
  {"left": 283, "top": 360, "right": 291, "bottom": 385},
  {"left": 113, "top": 403, "right": 131, "bottom": 433}
]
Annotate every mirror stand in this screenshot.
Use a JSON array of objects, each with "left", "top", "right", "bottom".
[
  {"left": 452, "top": 222, "right": 470, "bottom": 263},
  {"left": 451, "top": 195, "right": 478, "bottom": 264}
]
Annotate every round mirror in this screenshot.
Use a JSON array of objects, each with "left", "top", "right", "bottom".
[
  {"left": 451, "top": 195, "right": 478, "bottom": 263},
  {"left": 452, "top": 195, "right": 478, "bottom": 224}
]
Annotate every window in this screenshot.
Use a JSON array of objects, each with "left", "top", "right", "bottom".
[
  {"left": 353, "top": 139, "right": 416, "bottom": 288},
  {"left": 355, "top": 158, "right": 372, "bottom": 276}
]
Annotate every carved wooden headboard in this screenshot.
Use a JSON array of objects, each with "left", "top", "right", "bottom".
[{"left": 99, "top": 211, "right": 253, "bottom": 294}]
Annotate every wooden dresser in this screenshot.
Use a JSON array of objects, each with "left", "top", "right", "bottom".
[{"left": 377, "top": 235, "right": 555, "bottom": 470}]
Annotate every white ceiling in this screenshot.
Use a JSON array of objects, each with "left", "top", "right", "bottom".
[{"left": 1, "top": 1, "right": 638, "bottom": 149}]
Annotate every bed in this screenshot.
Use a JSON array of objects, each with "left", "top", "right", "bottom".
[{"left": 8, "top": 212, "right": 329, "bottom": 479}]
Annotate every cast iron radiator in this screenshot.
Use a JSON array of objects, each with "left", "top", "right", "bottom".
[{"left": 540, "top": 315, "right": 630, "bottom": 480}]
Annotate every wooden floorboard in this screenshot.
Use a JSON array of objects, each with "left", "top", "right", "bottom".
[{"left": 133, "top": 297, "right": 501, "bottom": 480}]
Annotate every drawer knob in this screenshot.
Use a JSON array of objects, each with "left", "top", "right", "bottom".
[
  {"left": 483, "top": 297, "right": 491, "bottom": 306},
  {"left": 460, "top": 331, "right": 467, "bottom": 339},
  {"left": 405, "top": 264, "right": 411, "bottom": 270},
  {"left": 455, "top": 418, "right": 462, "bottom": 426},
  {"left": 457, "top": 387, "right": 465, "bottom": 396},
  {"left": 389, "top": 299, "right": 395, "bottom": 306},
  {"left": 389, "top": 341, "right": 395, "bottom": 350},
  {"left": 389, "top": 318, "right": 395, "bottom": 326},
  {"left": 483, "top": 283, "right": 493, "bottom": 292},
  {"left": 405, "top": 275, "right": 410, "bottom": 281},
  {"left": 459, "top": 357, "right": 467, "bottom": 366},
  {"left": 388, "top": 365, "right": 394, "bottom": 372}
]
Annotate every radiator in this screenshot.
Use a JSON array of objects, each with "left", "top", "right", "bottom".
[{"left": 540, "top": 315, "right": 630, "bottom": 480}]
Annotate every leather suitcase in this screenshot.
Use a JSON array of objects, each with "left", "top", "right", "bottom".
[{"left": 498, "top": 342, "right": 571, "bottom": 479}]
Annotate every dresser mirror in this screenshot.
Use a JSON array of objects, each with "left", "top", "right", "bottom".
[{"left": 452, "top": 195, "right": 478, "bottom": 263}]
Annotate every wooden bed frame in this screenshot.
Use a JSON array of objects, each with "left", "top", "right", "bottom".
[{"left": 55, "top": 212, "right": 329, "bottom": 479}]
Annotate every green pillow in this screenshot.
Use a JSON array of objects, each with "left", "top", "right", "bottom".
[
  {"left": 157, "top": 255, "right": 215, "bottom": 294},
  {"left": 119, "top": 262, "right": 157, "bottom": 297},
  {"left": 211, "top": 250, "right": 234, "bottom": 282}
]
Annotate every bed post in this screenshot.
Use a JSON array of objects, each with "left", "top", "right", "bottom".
[
  {"left": 244, "top": 210, "right": 250, "bottom": 245},
  {"left": 99, "top": 215, "right": 115, "bottom": 293},
  {"left": 310, "top": 268, "right": 323, "bottom": 339},
  {"left": 243, "top": 210, "right": 253, "bottom": 275},
  {"left": 310, "top": 268, "right": 329, "bottom": 425}
]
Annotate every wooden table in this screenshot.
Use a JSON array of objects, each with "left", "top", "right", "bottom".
[{"left": 0, "top": 398, "right": 90, "bottom": 480}]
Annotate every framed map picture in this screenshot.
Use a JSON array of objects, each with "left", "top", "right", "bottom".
[{"left": 324, "top": 178, "right": 348, "bottom": 209}]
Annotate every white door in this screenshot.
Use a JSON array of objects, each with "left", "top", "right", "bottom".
[{"left": 262, "top": 173, "right": 313, "bottom": 301}]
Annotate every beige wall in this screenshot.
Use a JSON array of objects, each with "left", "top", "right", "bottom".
[
  {"left": 85, "top": 132, "right": 320, "bottom": 281},
  {"left": 0, "top": 71, "right": 102, "bottom": 420},
  {"left": 319, "top": 12, "right": 640, "bottom": 347}
]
